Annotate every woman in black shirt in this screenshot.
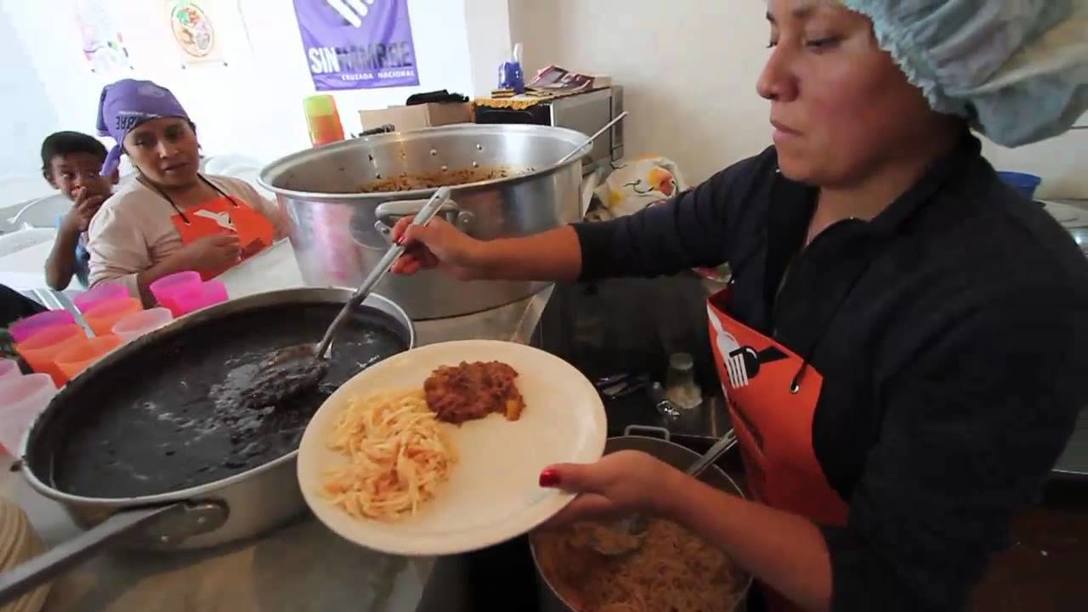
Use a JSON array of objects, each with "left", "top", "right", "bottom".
[{"left": 393, "top": 2, "right": 1088, "bottom": 610}]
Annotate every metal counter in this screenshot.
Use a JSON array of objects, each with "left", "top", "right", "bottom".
[{"left": 0, "top": 241, "right": 554, "bottom": 612}]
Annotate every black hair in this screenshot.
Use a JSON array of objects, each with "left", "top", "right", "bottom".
[{"left": 40, "top": 131, "right": 108, "bottom": 180}]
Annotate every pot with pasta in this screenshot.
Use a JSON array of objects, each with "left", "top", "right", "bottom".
[{"left": 530, "top": 430, "right": 752, "bottom": 612}]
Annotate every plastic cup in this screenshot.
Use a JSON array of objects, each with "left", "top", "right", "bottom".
[
  {"left": 84, "top": 298, "right": 142, "bottom": 337},
  {"left": 9, "top": 310, "right": 76, "bottom": 343},
  {"left": 111, "top": 307, "right": 173, "bottom": 343},
  {"left": 201, "top": 280, "right": 229, "bottom": 308},
  {"left": 997, "top": 171, "right": 1043, "bottom": 200},
  {"left": 0, "top": 374, "right": 57, "bottom": 455},
  {"left": 54, "top": 335, "right": 122, "bottom": 382},
  {"left": 173, "top": 280, "right": 229, "bottom": 316},
  {"left": 0, "top": 359, "right": 20, "bottom": 382},
  {"left": 16, "top": 325, "right": 88, "bottom": 386},
  {"left": 73, "top": 283, "right": 129, "bottom": 314},
  {"left": 150, "top": 271, "right": 203, "bottom": 316}
]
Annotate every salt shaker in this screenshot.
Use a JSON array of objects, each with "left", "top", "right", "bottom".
[{"left": 665, "top": 352, "right": 703, "bottom": 410}]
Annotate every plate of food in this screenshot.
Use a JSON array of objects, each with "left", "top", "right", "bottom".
[{"left": 296, "top": 339, "right": 608, "bottom": 555}]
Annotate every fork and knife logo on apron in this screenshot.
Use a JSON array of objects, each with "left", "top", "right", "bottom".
[{"left": 708, "top": 310, "right": 788, "bottom": 389}]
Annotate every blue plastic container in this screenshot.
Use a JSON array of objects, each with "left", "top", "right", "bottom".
[{"left": 997, "top": 171, "right": 1042, "bottom": 199}]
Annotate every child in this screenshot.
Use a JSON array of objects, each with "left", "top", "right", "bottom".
[
  {"left": 88, "top": 79, "right": 284, "bottom": 304},
  {"left": 41, "top": 131, "right": 119, "bottom": 290}
]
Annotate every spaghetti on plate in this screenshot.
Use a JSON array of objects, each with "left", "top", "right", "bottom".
[{"left": 322, "top": 390, "right": 456, "bottom": 521}]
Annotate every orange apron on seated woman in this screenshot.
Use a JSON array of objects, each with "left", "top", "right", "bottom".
[
  {"left": 156, "top": 176, "right": 275, "bottom": 280},
  {"left": 706, "top": 286, "right": 849, "bottom": 612}
]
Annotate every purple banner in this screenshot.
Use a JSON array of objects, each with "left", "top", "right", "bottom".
[{"left": 293, "top": 0, "right": 419, "bottom": 91}]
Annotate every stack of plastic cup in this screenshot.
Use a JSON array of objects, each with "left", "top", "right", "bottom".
[
  {"left": 149, "top": 272, "right": 202, "bottom": 316},
  {"left": 73, "top": 283, "right": 129, "bottom": 314},
  {"left": 111, "top": 307, "right": 173, "bottom": 343},
  {"left": 9, "top": 310, "right": 76, "bottom": 344},
  {"left": 54, "top": 336, "right": 123, "bottom": 382},
  {"left": 174, "top": 280, "right": 228, "bottom": 315},
  {"left": 150, "top": 272, "right": 229, "bottom": 317},
  {"left": 303, "top": 94, "right": 345, "bottom": 147},
  {"left": 15, "top": 325, "right": 88, "bottom": 387},
  {"left": 0, "top": 374, "right": 57, "bottom": 455},
  {"left": 84, "top": 298, "right": 142, "bottom": 337}
]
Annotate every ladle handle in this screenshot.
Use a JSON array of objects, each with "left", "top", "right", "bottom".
[
  {"left": 555, "top": 111, "right": 629, "bottom": 166},
  {"left": 315, "top": 186, "right": 453, "bottom": 358},
  {"left": 686, "top": 429, "right": 738, "bottom": 479},
  {"left": 0, "top": 504, "right": 180, "bottom": 606}
]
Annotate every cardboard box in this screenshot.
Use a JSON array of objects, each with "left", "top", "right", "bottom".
[{"left": 359, "top": 102, "right": 473, "bottom": 132}]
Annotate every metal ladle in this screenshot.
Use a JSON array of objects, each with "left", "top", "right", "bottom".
[
  {"left": 554, "top": 112, "right": 628, "bottom": 166},
  {"left": 590, "top": 428, "right": 739, "bottom": 556},
  {"left": 235, "top": 187, "right": 453, "bottom": 410}
]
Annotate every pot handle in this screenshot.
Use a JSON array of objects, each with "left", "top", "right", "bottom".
[
  {"left": 623, "top": 425, "right": 672, "bottom": 441},
  {"left": 0, "top": 501, "right": 226, "bottom": 606},
  {"left": 373, "top": 198, "right": 473, "bottom": 240}
]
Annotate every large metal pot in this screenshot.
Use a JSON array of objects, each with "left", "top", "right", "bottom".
[
  {"left": 530, "top": 428, "right": 752, "bottom": 612},
  {"left": 0, "top": 288, "right": 415, "bottom": 604},
  {"left": 259, "top": 124, "right": 589, "bottom": 320}
]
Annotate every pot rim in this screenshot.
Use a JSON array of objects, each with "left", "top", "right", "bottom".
[
  {"left": 20, "top": 287, "right": 416, "bottom": 508},
  {"left": 529, "top": 432, "right": 754, "bottom": 612},
  {"left": 258, "top": 123, "right": 591, "bottom": 202}
]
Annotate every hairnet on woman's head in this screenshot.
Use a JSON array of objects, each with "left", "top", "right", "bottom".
[{"left": 841, "top": 0, "right": 1088, "bottom": 147}]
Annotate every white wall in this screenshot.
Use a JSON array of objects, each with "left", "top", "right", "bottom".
[
  {"left": 508, "top": 0, "right": 773, "bottom": 185},
  {"left": 981, "top": 130, "right": 1088, "bottom": 199},
  {"left": 0, "top": 0, "right": 474, "bottom": 179},
  {"left": 0, "top": 10, "right": 58, "bottom": 182},
  {"left": 506, "top": 0, "right": 1087, "bottom": 198},
  {"left": 463, "top": 0, "right": 512, "bottom": 97}
]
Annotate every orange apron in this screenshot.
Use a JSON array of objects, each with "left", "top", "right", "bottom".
[
  {"left": 168, "top": 191, "right": 274, "bottom": 280},
  {"left": 707, "top": 287, "right": 848, "bottom": 611}
]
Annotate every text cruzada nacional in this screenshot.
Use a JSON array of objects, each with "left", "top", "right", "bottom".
[{"left": 308, "top": 42, "right": 414, "bottom": 74}]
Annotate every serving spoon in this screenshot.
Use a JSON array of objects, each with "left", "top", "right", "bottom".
[{"left": 235, "top": 187, "right": 453, "bottom": 410}]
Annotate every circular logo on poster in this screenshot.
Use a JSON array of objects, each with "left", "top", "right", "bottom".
[{"left": 170, "top": 2, "right": 216, "bottom": 58}]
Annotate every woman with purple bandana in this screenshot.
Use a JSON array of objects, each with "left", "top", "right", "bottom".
[{"left": 87, "top": 79, "right": 284, "bottom": 304}]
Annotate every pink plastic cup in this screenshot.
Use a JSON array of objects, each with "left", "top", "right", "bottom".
[
  {"left": 84, "top": 298, "right": 142, "bottom": 337},
  {"left": 0, "top": 359, "right": 20, "bottom": 383},
  {"left": 111, "top": 307, "right": 173, "bottom": 343},
  {"left": 16, "top": 324, "right": 88, "bottom": 386},
  {"left": 0, "top": 373, "right": 57, "bottom": 455},
  {"left": 9, "top": 310, "right": 76, "bottom": 343},
  {"left": 173, "top": 280, "right": 229, "bottom": 316},
  {"left": 54, "top": 335, "right": 122, "bottom": 382},
  {"left": 149, "top": 271, "right": 202, "bottom": 316},
  {"left": 73, "top": 283, "right": 129, "bottom": 314}
]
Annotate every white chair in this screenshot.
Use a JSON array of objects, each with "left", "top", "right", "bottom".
[
  {"left": 0, "top": 228, "right": 56, "bottom": 258},
  {"left": 0, "top": 175, "right": 54, "bottom": 210},
  {"left": 9, "top": 194, "right": 72, "bottom": 229}
]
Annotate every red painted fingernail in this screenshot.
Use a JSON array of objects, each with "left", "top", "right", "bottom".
[
  {"left": 539, "top": 468, "right": 560, "bottom": 488},
  {"left": 394, "top": 235, "right": 406, "bottom": 246}
]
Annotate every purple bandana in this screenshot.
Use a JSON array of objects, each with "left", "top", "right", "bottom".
[{"left": 96, "top": 79, "right": 191, "bottom": 176}]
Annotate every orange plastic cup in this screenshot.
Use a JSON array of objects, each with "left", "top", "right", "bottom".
[
  {"left": 15, "top": 324, "right": 88, "bottom": 386},
  {"left": 84, "top": 298, "right": 142, "bottom": 337},
  {"left": 54, "top": 335, "right": 122, "bottom": 382}
]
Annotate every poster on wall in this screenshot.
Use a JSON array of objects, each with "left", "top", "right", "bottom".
[
  {"left": 165, "top": 0, "right": 227, "bottom": 67},
  {"left": 74, "top": 0, "right": 133, "bottom": 78},
  {"left": 292, "top": 0, "right": 420, "bottom": 91}
]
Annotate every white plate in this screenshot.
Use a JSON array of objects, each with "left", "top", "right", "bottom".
[{"left": 297, "top": 340, "right": 607, "bottom": 556}]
